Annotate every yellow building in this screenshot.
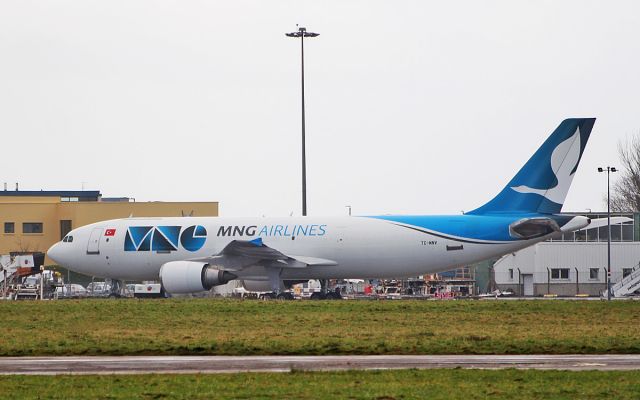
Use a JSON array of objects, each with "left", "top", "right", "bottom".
[{"left": 0, "top": 190, "right": 218, "bottom": 265}]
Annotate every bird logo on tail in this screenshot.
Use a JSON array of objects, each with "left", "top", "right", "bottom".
[{"left": 510, "top": 127, "right": 581, "bottom": 205}]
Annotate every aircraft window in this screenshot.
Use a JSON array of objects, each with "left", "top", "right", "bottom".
[{"left": 62, "top": 235, "right": 74, "bottom": 243}]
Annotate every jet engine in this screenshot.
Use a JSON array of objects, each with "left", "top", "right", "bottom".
[{"left": 160, "top": 261, "right": 237, "bottom": 294}]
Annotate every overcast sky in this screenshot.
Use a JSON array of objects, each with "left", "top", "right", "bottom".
[{"left": 1, "top": 1, "right": 639, "bottom": 217}]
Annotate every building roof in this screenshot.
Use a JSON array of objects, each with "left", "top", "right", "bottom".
[
  {"left": 0, "top": 190, "right": 101, "bottom": 198},
  {"left": 100, "top": 197, "right": 131, "bottom": 202}
]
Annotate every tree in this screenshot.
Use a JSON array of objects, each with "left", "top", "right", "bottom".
[{"left": 611, "top": 134, "right": 640, "bottom": 212}]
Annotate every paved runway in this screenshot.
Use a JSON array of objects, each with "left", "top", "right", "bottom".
[{"left": 2, "top": 355, "right": 640, "bottom": 375}]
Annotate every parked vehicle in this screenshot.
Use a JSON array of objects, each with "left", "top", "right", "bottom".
[
  {"left": 134, "top": 283, "right": 164, "bottom": 298},
  {"left": 56, "top": 284, "right": 88, "bottom": 298},
  {"left": 86, "top": 281, "right": 111, "bottom": 296},
  {"left": 383, "top": 286, "right": 402, "bottom": 299}
]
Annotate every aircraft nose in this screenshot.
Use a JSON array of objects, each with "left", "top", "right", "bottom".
[{"left": 47, "top": 242, "right": 64, "bottom": 265}]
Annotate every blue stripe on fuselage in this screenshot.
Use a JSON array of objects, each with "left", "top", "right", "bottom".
[{"left": 366, "top": 214, "right": 572, "bottom": 242}]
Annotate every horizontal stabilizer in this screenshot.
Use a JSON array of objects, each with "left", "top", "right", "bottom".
[{"left": 578, "top": 217, "right": 633, "bottom": 230}]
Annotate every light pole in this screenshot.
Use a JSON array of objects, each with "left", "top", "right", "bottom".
[
  {"left": 598, "top": 166, "right": 617, "bottom": 300},
  {"left": 286, "top": 26, "right": 319, "bottom": 217}
]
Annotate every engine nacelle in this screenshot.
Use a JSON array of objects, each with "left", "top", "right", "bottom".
[{"left": 160, "top": 261, "right": 237, "bottom": 294}]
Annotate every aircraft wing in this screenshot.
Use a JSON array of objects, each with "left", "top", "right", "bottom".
[{"left": 189, "top": 238, "right": 337, "bottom": 271}]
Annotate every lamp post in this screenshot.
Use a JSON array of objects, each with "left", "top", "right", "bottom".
[
  {"left": 286, "top": 26, "right": 319, "bottom": 217},
  {"left": 598, "top": 166, "right": 617, "bottom": 300}
]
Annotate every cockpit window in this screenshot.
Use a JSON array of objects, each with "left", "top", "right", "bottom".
[{"left": 62, "top": 235, "right": 74, "bottom": 243}]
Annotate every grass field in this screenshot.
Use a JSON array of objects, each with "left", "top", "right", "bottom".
[
  {"left": 1, "top": 298, "right": 639, "bottom": 356},
  {"left": 2, "top": 369, "right": 640, "bottom": 399}
]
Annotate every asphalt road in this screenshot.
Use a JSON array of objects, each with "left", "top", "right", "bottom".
[{"left": 2, "top": 355, "right": 640, "bottom": 375}]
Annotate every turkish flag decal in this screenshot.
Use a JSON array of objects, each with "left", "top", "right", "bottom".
[{"left": 105, "top": 229, "right": 116, "bottom": 236}]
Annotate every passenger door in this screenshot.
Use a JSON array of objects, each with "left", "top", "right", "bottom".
[{"left": 87, "top": 228, "right": 103, "bottom": 255}]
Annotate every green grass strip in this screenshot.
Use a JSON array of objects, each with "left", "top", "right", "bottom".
[
  {"left": 2, "top": 369, "right": 640, "bottom": 399},
  {"left": 1, "top": 299, "right": 639, "bottom": 356}
]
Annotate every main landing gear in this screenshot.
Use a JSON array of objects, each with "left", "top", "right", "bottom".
[
  {"left": 310, "top": 291, "right": 342, "bottom": 300},
  {"left": 259, "top": 268, "right": 295, "bottom": 300},
  {"left": 259, "top": 276, "right": 343, "bottom": 301},
  {"left": 260, "top": 292, "right": 294, "bottom": 300},
  {"left": 276, "top": 292, "right": 294, "bottom": 300},
  {"left": 309, "top": 280, "right": 342, "bottom": 300}
]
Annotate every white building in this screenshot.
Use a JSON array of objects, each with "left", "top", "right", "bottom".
[{"left": 494, "top": 212, "right": 640, "bottom": 297}]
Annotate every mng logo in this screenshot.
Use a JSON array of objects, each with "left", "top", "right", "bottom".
[{"left": 124, "top": 225, "right": 207, "bottom": 252}]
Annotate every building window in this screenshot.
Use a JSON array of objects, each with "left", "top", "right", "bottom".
[
  {"left": 551, "top": 268, "right": 569, "bottom": 280},
  {"left": 23, "top": 222, "right": 43, "bottom": 234},
  {"left": 623, "top": 268, "right": 633, "bottom": 278},
  {"left": 60, "top": 220, "right": 72, "bottom": 240},
  {"left": 589, "top": 268, "right": 599, "bottom": 280},
  {"left": 561, "top": 231, "right": 574, "bottom": 241},
  {"left": 611, "top": 224, "right": 623, "bottom": 241},
  {"left": 4, "top": 222, "right": 14, "bottom": 234},
  {"left": 622, "top": 222, "right": 634, "bottom": 241},
  {"left": 598, "top": 225, "right": 609, "bottom": 241},
  {"left": 586, "top": 228, "right": 598, "bottom": 241},
  {"left": 544, "top": 213, "right": 636, "bottom": 243},
  {"left": 508, "top": 269, "right": 514, "bottom": 280}
]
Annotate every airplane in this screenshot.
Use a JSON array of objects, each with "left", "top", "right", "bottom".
[{"left": 47, "top": 118, "right": 595, "bottom": 299}]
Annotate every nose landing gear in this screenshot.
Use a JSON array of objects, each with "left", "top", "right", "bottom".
[{"left": 106, "top": 279, "right": 123, "bottom": 298}]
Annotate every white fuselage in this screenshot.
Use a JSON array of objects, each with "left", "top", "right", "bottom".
[{"left": 47, "top": 215, "right": 547, "bottom": 281}]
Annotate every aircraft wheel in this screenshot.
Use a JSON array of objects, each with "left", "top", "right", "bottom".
[
  {"left": 277, "top": 292, "right": 294, "bottom": 300},
  {"left": 261, "top": 292, "right": 277, "bottom": 300},
  {"left": 310, "top": 292, "right": 326, "bottom": 300},
  {"left": 325, "top": 292, "right": 342, "bottom": 300}
]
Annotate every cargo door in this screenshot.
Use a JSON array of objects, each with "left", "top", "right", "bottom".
[{"left": 87, "top": 228, "right": 103, "bottom": 255}]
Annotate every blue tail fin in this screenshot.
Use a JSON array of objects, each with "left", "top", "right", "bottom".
[{"left": 468, "top": 118, "right": 595, "bottom": 215}]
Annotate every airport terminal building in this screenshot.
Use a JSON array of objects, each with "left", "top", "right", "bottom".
[{"left": 493, "top": 212, "right": 640, "bottom": 297}]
